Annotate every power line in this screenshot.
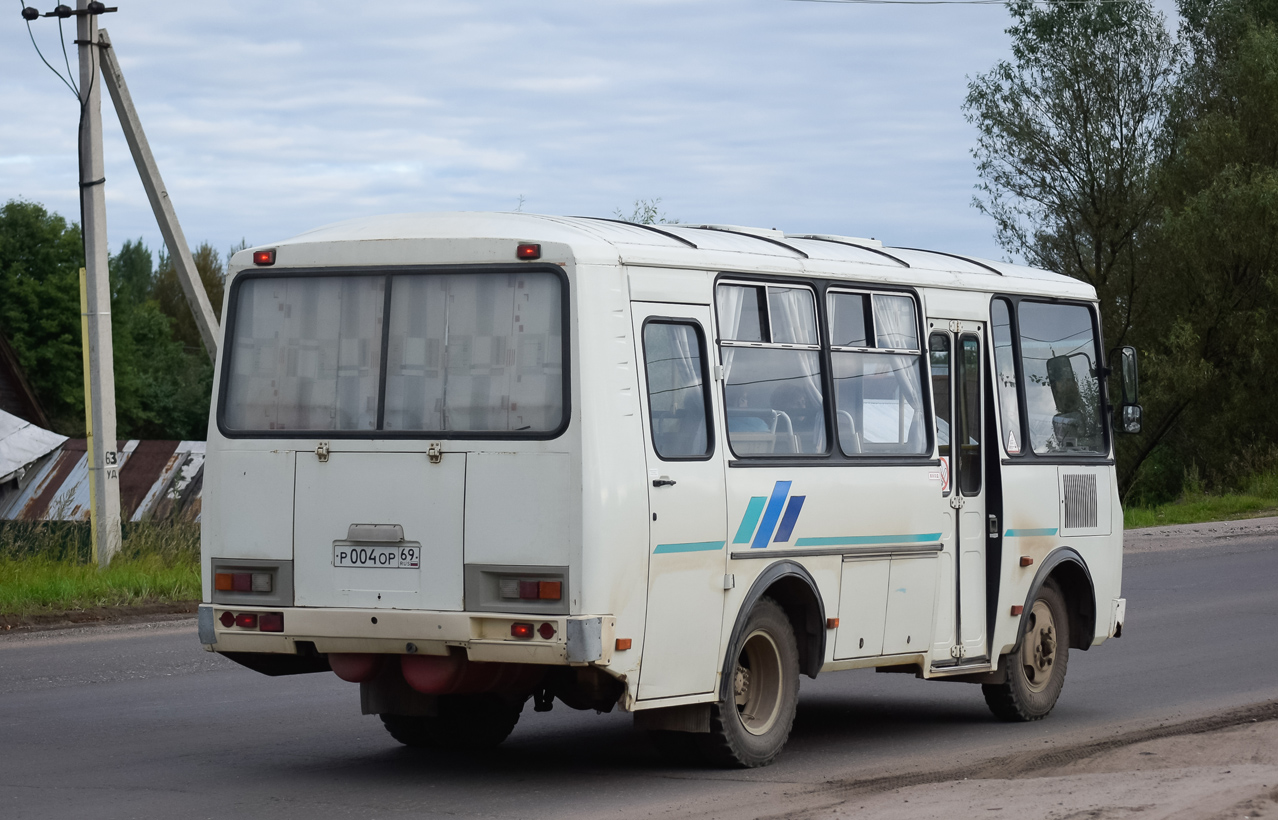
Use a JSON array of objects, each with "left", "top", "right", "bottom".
[
  {"left": 58, "top": 14, "right": 79, "bottom": 96},
  {"left": 19, "top": 1, "right": 79, "bottom": 98}
]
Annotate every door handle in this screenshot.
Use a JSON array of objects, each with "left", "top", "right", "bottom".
[
  {"left": 988, "top": 514, "right": 999, "bottom": 537},
  {"left": 652, "top": 477, "right": 677, "bottom": 487}
]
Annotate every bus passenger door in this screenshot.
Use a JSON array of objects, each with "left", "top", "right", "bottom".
[
  {"left": 929, "top": 323, "right": 989, "bottom": 665},
  {"left": 631, "top": 304, "right": 729, "bottom": 700}
]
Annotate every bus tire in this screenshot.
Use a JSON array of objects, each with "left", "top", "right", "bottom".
[
  {"left": 702, "top": 597, "right": 800, "bottom": 768},
  {"left": 380, "top": 694, "right": 522, "bottom": 749},
  {"left": 983, "top": 579, "right": 1069, "bottom": 722}
]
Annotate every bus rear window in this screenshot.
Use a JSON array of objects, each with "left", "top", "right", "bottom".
[{"left": 221, "top": 270, "right": 565, "bottom": 436}]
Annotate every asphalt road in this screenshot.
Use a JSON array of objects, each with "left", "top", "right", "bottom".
[{"left": 2, "top": 530, "right": 1276, "bottom": 820}]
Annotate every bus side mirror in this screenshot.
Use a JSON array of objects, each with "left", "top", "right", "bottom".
[{"left": 1110, "top": 346, "right": 1141, "bottom": 434}]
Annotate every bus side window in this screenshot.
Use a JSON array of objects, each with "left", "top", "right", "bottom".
[
  {"left": 929, "top": 332, "right": 952, "bottom": 475},
  {"left": 642, "top": 321, "right": 712, "bottom": 459},
  {"left": 717, "top": 283, "right": 827, "bottom": 456}
]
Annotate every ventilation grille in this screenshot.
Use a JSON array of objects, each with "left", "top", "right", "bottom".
[{"left": 1062, "top": 474, "right": 1098, "bottom": 529}]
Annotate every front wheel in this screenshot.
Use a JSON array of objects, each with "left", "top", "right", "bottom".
[
  {"left": 983, "top": 579, "right": 1069, "bottom": 721},
  {"left": 702, "top": 597, "right": 800, "bottom": 768}
]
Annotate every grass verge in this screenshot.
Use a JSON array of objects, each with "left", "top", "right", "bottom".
[
  {"left": 1124, "top": 472, "right": 1278, "bottom": 529},
  {"left": 0, "top": 520, "right": 199, "bottom": 618}
]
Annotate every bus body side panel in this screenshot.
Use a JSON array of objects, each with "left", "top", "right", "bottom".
[
  {"left": 576, "top": 263, "right": 652, "bottom": 689},
  {"left": 990, "top": 464, "right": 1060, "bottom": 656},
  {"left": 200, "top": 447, "right": 296, "bottom": 602},
  {"left": 721, "top": 465, "right": 944, "bottom": 669}
]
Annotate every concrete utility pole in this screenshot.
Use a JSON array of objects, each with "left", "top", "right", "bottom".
[
  {"left": 76, "top": 0, "right": 122, "bottom": 567},
  {"left": 99, "top": 28, "right": 219, "bottom": 359}
]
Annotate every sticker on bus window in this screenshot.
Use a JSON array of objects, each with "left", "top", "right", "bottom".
[{"left": 1007, "top": 430, "right": 1021, "bottom": 455}]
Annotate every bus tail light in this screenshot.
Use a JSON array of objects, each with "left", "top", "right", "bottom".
[
  {"left": 217, "top": 611, "right": 284, "bottom": 632},
  {"left": 214, "top": 571, "right": 273, "bottom": 593},
  {"left": 499, "top": 576, "right": 564, "bottom": 602},
  {"left": 538, "top": 622, "right": 555, "bottom": 640},
  {"left": 511, "top": 623, "right": 534, "bottom": 639},
  {"left": 516, "top": 243, "right": 541, "bottom": 260},
  {"left": 252, "top": 249, "right": 276, "bottom": 266}
]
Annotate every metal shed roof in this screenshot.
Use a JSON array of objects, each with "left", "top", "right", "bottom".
[{"left": 0, "top": 438, "right": 204, "bottom": 523}]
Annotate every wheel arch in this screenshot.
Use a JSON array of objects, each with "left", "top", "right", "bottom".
[
  {"left": 721, "top": 560, "right": 826, "bottom": 702},
  {"left": 1014, "top": 547, "right": 1097, "bottom": 652}
]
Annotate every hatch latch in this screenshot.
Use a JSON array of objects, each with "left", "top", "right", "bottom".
[
  {"left": 427, "top": 442, "right": 442, "bottom": 464},
  {"left": 316, "top": 441, "right": 330, "bottom": 463}
]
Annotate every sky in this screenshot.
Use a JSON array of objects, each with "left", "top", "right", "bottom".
[{"left": 0, "top": 0, "right": 1182, "bottom": 267}]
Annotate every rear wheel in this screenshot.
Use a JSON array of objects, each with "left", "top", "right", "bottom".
[
  {"left": 380, "top": 693, "right": 522, "bottom": 750},
  {"left": 983, "top": 579, "right": 1069, "bottom": 722},
  {"left": 702, "top": 597, "right": 800, "bottom": 768}
]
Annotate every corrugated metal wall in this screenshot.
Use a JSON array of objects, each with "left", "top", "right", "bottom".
[{"left": 0, "top": 440, "right": 205, "bottom": 522}]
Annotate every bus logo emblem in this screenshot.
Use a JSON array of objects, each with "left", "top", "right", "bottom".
[{"left": 733, "top": 481, "right": 806, "bottom": 549}]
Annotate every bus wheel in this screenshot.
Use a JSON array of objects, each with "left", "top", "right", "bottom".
[
  {"left": 380, "top": 694, "right": 522, "bottom": 750},
  {"left": 703, "top": 597, "right": 800, "bottom": 768},
  {"left": 983, "top": 579, "right": 1070, "bottom": 722}
]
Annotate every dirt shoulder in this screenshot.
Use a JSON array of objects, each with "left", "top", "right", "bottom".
[
  {"left": 0, "top": 600, "right": 197, "bottom": 636},
  {"left": 754, "top": 701, "right": 1278, "bottom": 820},
  {"left": 1125, "top": 515, "right": 1278, "bottom": 554}
]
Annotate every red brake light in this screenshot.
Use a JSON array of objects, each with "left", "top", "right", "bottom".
[
  {"left": 252, "top": 249, "right": 276, "bottom": 266},
  {"left": 511, "top": 622, "right": 534, "bottom": 639},
  {"left": 259, "top": 613, "right": 284, "bottom": 632},
  {"left": 516, "top": 243, "right": 541, "bottom": 260},
  {"left": 219, "top": 611, "right": 235, "bottom": 628},
  {"left": 235, "top": 613, "right": 258, "bottom": 629},
  {"left": 232, "top": 573, "right": 252, "bottom": 592},
  {"left": 519, "top": 580, "right": 540, "bottom": 600}
]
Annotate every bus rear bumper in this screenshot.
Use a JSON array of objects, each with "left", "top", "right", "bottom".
[{"left": 198, "top": 604, "right": 615, "bottom": 667}]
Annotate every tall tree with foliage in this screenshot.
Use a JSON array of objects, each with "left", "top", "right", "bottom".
[
  {"left": 965, "top": 0, "right": 1179, "bottom": 352},
  {"left": 1128, "top": 0, "right": 1278, "bottom": 499},
  {"left": 0, "top": 200, "right": 86, "bottom": 429},
  {"left": 0, "top": 200, "right": 222, "bottom": 440}
]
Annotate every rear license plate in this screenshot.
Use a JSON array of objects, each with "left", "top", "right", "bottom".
[{"left": 333, "top": 545, "right": 421, "bottom": 569}]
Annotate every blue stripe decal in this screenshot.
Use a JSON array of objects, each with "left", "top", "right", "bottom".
[
  {"left": 773, "top": 496, "right": 806, "bottom": 543},
  {"left": 654, "top": 540, "right": 726, "bottom": 554},
  {"left": 794, "top": 533, "right": 943, "bottom": 547},
  {"left": 1005, "top": 528, "right": 1058, "bottom": 537},
  {"left": 733, "top": 497, "right": 768, "bottom": 544},
  {"left": 751, "top": 481, "right": 793, "bottom": 549}
]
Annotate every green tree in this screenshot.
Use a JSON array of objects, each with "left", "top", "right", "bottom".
[
  {"left": 153, "top": 242, "right": 225, "bottom": 355},
  {"left": 1128, "top": 0, "right": 1278, "bottom": 499},
  {"left": 614, "top": 198, "right": 677, "bottom": 225},
  {"left": 0, "top": 200, "right": 85, "bottom": 431},
  {"left": 965, "top": 0, "right": 1178, "bottom": 352}
]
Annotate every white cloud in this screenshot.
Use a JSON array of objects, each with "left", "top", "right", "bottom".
[{"left": 0, "top": 0, "right": 1122, "bottom": 264}]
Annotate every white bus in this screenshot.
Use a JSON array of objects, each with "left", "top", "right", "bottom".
[{"left": 199, "top": 212, "right": 1136, "bottom": 768}]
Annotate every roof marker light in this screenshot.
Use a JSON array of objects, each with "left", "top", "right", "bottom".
[
  {"left": 253, "top": 249, "right": 276, "bottom": 266},
  {"left": 516, "top": 243, "right": 541, "bottom": 260}
]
